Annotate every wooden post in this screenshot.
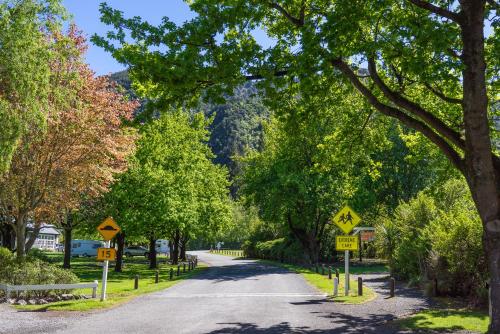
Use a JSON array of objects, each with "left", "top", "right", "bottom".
[
  {"left": 328, "top": 266, "right": 332, "bottom": 279},
  {"left": 177, "top": 265, "right": 180, "bottom": 276},
  {"left": 134, "top": 275, "right": 139, "bottom": 289},
  {"left": 183, "top": 263, "right": 186, "bottom": 273},
  {"left": 92, "top": 281, "right": 98, "bottom": 299},
  {"left": 155, "top": 270, "right": 159, "bottom": 284},
  {"left": 333, "top": 277, "right": 339, "bottom": 297},
  {"left": 335, "top": 268, "right": 339, "bottom": 280},
  {"left": 170, "top": 268, "right": 174, "bottom": 280},
  {"left": 358, "top": 277, "right": 363, "bottom": 296},
  {"left": 390, "top": 277, "right": 395, "bottom": 297}
]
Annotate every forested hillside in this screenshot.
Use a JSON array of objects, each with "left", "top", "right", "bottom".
[{"left": 109, "top": 71, "right": 269, "bottom": 190}]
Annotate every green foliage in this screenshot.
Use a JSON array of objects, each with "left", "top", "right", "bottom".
[
  {"left": 376, "top": 179, "right": 486, "bottom": 301},
  {"left": 0, "top": 0, "right": 66, "bottom": 172},
  {"left": 0, "top": 248, "right": 79, "bottom": 298},
  {"left": 102, "top": 110, "right": 231, "bottom": 243}
]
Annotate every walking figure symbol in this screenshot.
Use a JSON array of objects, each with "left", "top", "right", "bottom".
[{"left": 338, "top": 211, "right": 353, "bottom": 225}]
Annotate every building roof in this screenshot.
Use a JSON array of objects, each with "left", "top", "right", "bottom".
[{"left": 26, "top": 224, "right": 61, "bottom": 236}]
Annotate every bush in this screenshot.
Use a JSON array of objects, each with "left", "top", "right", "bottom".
[
  {"left": 375, "top": 179, "right": 488, "bottom": 304},
  {"left": 0, "top": 247, "right": 79, "bottom": 298}
]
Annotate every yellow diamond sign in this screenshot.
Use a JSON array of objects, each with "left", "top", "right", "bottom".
[
  {"left": 332, "top": 205, "right": 361, "bottom": 235},
  {"left": 97, "top": 217, "right": 120, "bottom": 241}
]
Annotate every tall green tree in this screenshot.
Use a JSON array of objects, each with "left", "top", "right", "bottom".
[
  {"left": 240, "top": 83, "right": 386, "bottom": 263},
  {"left": 0, "top": 0, "right": 66, "bottom": 173},
  {"left": 94, "top": 2, "right": 500, "bottom": 329},
  {"left": 105, "top": 110, "right": 231, "bottom": 267}
]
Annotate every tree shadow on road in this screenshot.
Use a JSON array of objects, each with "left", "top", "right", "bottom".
[
  {"left": 192, "top": 263, "right": 298, "bottom": 283},
  {"left": 202, "top": 317, "right": 409, "bottom": 334}
]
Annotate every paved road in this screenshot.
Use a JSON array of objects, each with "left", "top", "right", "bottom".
[{"left": 1, "top": 251, "right": 432, "bottom": 334}]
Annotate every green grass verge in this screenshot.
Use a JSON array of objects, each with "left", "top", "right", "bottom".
[
  {"left": 15, "top": 253, "right": 207, "bottom": 312},
  {"left": 397, "top": 309, "right": 489, "bottom": 333},
  {"left": 259, "top": 260, "right": 377, "bottom": 304}
]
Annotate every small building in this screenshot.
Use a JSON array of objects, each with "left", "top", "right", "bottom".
[{"left": 26, "top": 224, "right": 61, "bottom": 251}]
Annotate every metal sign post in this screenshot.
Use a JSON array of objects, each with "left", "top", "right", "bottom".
[
  {"left": 101, "top": 240, "right": 110, "bottom": 301},
  {"left": 96, "top": 217, "right": 120, "bottom": 302},
  {"left": 345, "top": 250, "right": 349, "bottom": 296},
  {"left": 332, "top": 206, "right": 362, "bottom": 298}
]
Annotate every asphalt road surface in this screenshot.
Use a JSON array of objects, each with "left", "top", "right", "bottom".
[{"left": 1, "top": 251, "right": 431, "bottom": 334}]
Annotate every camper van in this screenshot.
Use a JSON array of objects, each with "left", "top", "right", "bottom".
[
  {"left": 155, "top": 239, "right": 170, "bottom": 255},
  {"left": 71, "top": 240, "right": 104, "bottom": 257}
]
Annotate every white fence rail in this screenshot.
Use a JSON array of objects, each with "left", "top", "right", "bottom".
[{"left": 0, "top": 281, "right": 99, "bottom": 299}]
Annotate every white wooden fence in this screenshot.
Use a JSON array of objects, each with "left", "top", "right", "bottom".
[{"left": 0, "top": 280, "right": 99, "bottom": 299}]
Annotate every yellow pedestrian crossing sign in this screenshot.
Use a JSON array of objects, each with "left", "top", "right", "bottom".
[{"left": 332, "top": 205, "right": 361, "bottom": 234}]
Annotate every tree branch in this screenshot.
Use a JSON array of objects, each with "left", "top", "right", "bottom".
[
  {"left": 423, "top": 83, "right": 463, "bottom": 104},
  {"left": 331, "top": 58, "right": 465, "bottom": 172},
  {"left": 267, "top": 1, "right": 304, "bottom": 27},
  {"left": 407, "top": 0, "right": 463, "bottom": 23},
  {"left": 367, "top": 58, "right": 465, "bottom": 149}
]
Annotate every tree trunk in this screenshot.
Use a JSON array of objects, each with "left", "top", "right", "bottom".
[
  {"left": 14, "top": 213, "right": 26, "bottom": 258},
  {"left": 63, "top": 227, "right": 72, "bottom": 269},
  {"left": 148, "top": 236, "right": 157, "bottom": 269},
  {"left": 115, "top": 232, "right": 125, "bottom": 272},
  {"left": 171, "top": 231, "right": 180, "bottom": 265},
  {"left": 180, "top": 236, "right": 189, "bottom": 261},
  {"left": 24, "top": 225, "right": 41, "bottom": 253},
  {"left": 460, "top": 2, "right": 500, "bottom": 332}
]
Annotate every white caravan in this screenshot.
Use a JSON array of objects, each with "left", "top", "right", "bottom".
[
  {"left": 71, "top": 240, "right": 104, "bottom": 257},
  {"left": 155, "top": 239, "right": 170, "bottom": 255}
]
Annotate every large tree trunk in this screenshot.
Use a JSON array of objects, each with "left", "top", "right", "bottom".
[
  {"left": 24, "top": 225, "right": 41, "bottom": 253},
  {"left": 14, "top": 213, "right": 27, "bottom": 258},
  {"left": 180, "top": 236, "right": 189, "bottom": 261},
  {"left": 171, "top": 230, "right": 180, "bottom": 265},
  {"left": 148, "top": 236, "right": 157, "bottom": 269},
  {"left": 115, "top": 232, "right": 125, "bottom": 272},
  {"left": 460, "top": 1, "right": 500, "bottom": 332},
  {"left": 63, "top": 227, "right": 72, "bottom": 269}
]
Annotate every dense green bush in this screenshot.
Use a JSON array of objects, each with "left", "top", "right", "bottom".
[
  {"left": 376, "top": 179, "right": 487, "bottom": 303},
  {"left": 0, "top": 247, "right": 79, "bottom": 298}
]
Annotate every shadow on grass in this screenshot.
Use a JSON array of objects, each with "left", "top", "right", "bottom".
[{"left": 396, "top": 309, "right": 489, "bottom": 333}]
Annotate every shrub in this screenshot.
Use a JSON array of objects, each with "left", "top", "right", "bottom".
[
  {"left": 376, "top": 179, "right": 488, "bottom": 303},
  {"left": 0, "top": 248, "right": 79, "bottom": 298}
]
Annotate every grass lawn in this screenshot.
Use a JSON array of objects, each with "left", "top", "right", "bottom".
[
  {"left": 15, "top": 252, "right": 207, "bottom": 312},
  {"left": 397, "top": 309, "right": 489, "bottom": 333},
  {"left": 259, "top": 260, "right": 378, "bottom": 304}
]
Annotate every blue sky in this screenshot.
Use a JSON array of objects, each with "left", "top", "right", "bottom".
[{"left": 62, "top": 1, "right": 196, "bottom": 75}]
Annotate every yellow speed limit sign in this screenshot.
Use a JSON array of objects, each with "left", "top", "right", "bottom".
[
  {"left": 97, "top": 247, "right": 117, "bottom": 261},
  {"left": 335, "top": 236, "right": 359, "bottom": 251}
]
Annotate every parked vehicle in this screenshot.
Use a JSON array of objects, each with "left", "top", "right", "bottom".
[
  {"left": 71, "top": 240, "right": 103, "bottom": 257},
  {"left": 124, "top": 246, "right": 149, "bottom": 258},
  {"left": 155, "top": 239, "right": 170, "bottom": 255},
  {"left": 55, "top": 243, "right": 64, "bottom": 252}
]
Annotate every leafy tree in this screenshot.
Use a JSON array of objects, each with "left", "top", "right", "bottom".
[
  {"left": 0, "top": 27, "right": 137, "bottom": 258},
  {"left": 0, "top": 0, "right": 66, "bottom": 173},
  {"left": 94, "top": 2, "right": 500, "bottom": 328},
  {"left": 240, "top": 83, "right": 385, "bottom": 263},
  {"left": 104, "top": 110, "right": 231, "bottom": 267}
]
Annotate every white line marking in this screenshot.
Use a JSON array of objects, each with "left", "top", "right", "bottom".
[{"left": 156, "top": 293, "right": 327, "bottom": 298}]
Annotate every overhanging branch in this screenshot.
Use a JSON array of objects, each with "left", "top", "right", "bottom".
[
  {"left": 331, "top": 58, "right": 465, "bottom": 172},
  {"left": 367, "top": 58, "right": 465, "bottom": 150},
  {"left": 407, "top": 0, "right": 463, "bottom": 23}
]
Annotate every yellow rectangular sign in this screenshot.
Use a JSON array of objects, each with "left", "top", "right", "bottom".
[
  {"left": 97, "top": 247, "right": 116, "bottom": 261},
  {"left": 336, "top": 236, "right": 359, "bottom": 251}
]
